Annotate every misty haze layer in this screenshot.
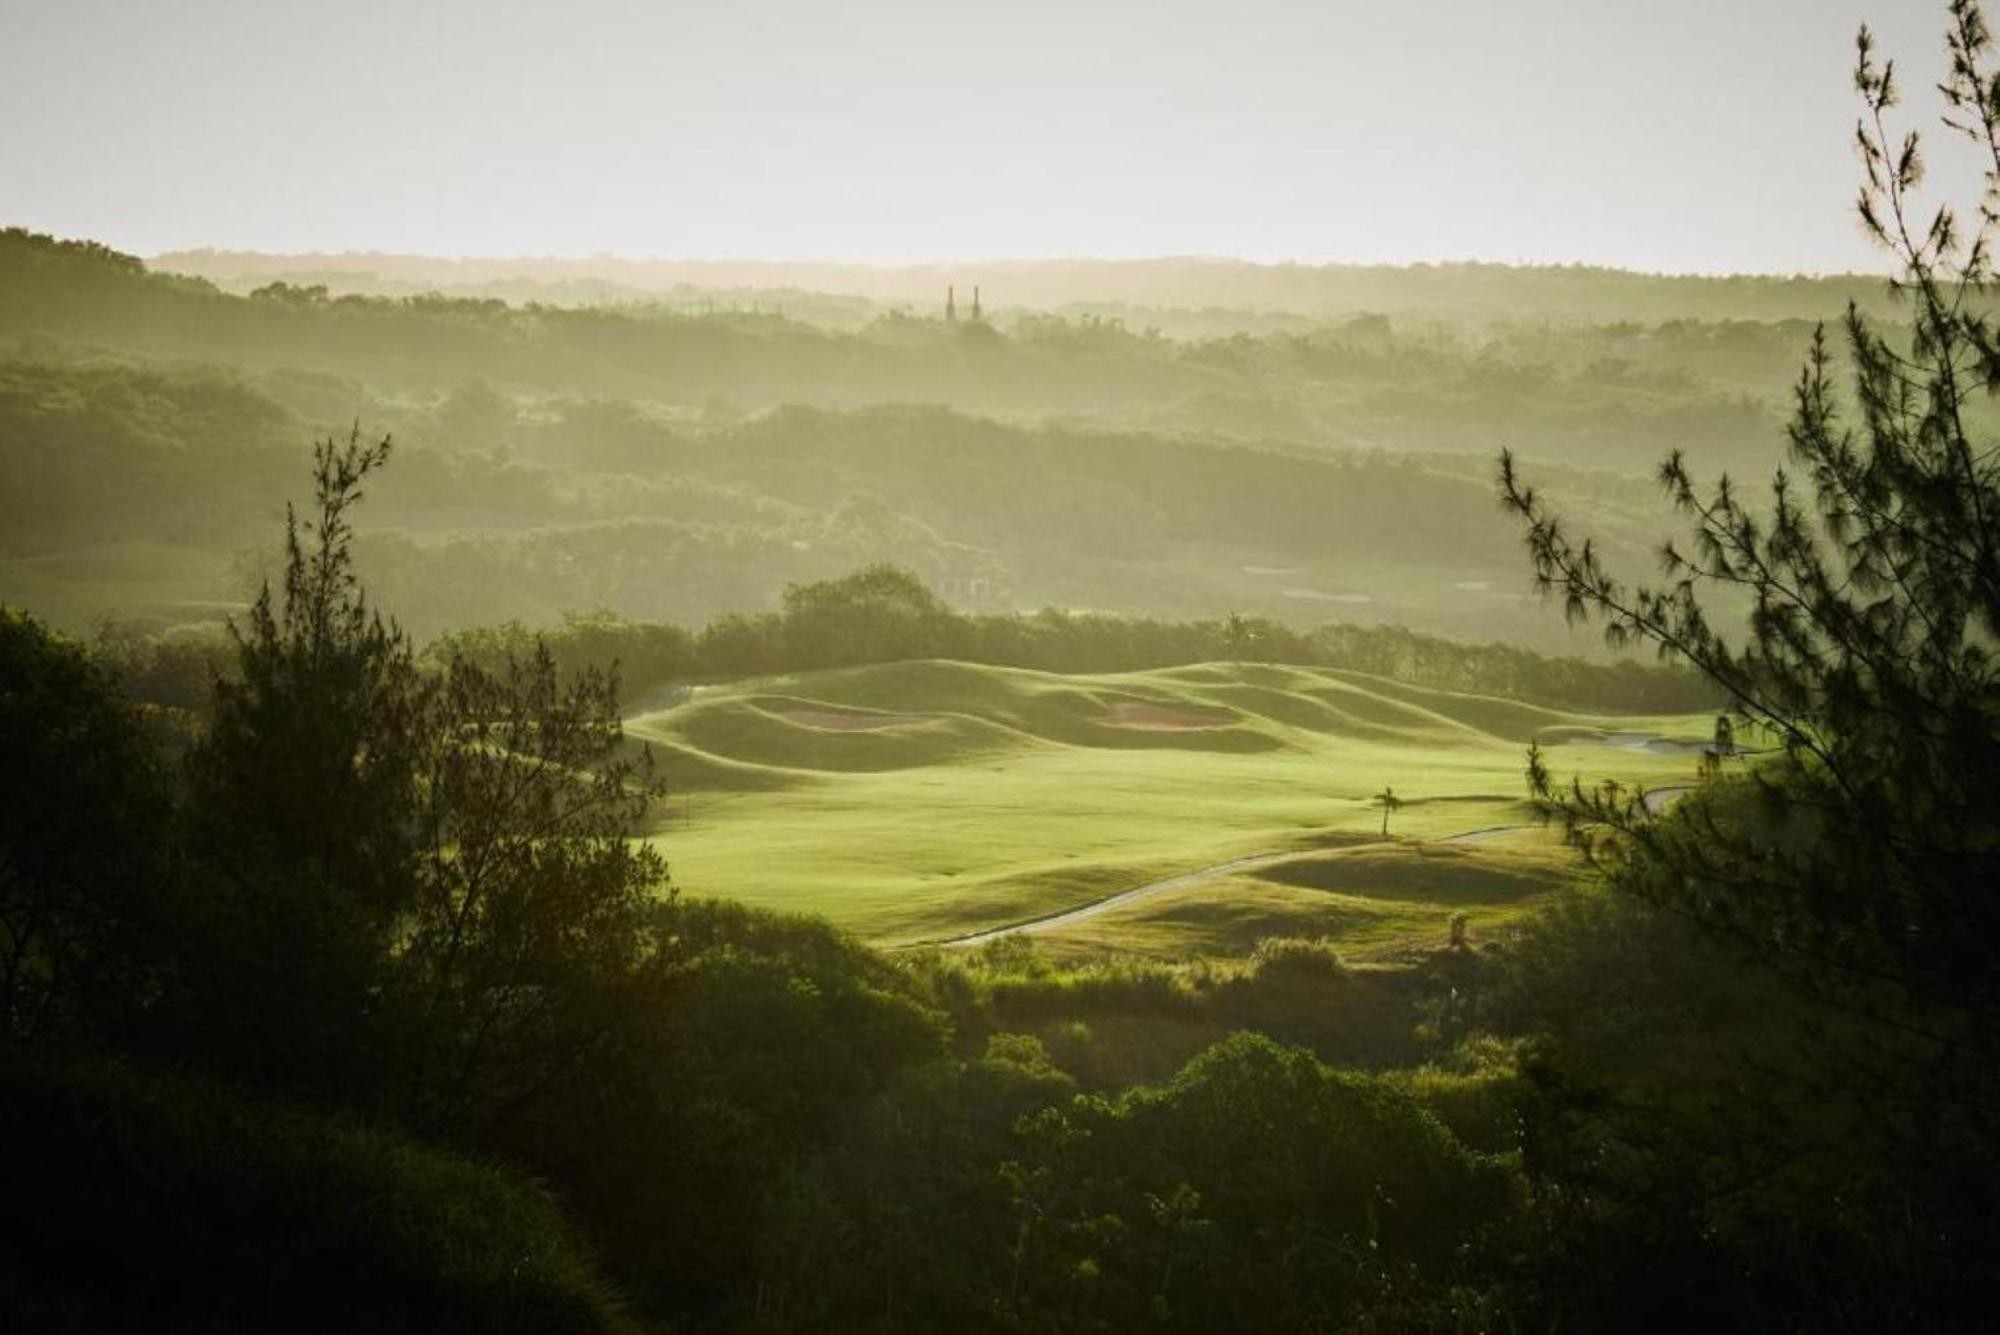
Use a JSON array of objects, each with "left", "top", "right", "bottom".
[{"left": 0, "top": 0, "right": 1976, "bottom": 271}]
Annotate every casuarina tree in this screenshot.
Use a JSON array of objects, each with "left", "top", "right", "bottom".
[{"left": 1499, "top": 0, "right": 2000, "bottom": 1040}]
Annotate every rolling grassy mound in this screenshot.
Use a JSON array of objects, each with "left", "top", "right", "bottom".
[
  {"left": 661, "top": 695, "right": 1028, "bottom": 774},
  {"left": 629, "top": 660, "right": 1711, "bottom": 950},
  {"left": 1027, "top": 832, "right": 1577, "bottom": 961}
]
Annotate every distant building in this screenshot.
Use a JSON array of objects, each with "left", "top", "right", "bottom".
[{"left": 945, "top": 284, "right": 985, "bottom": 324}]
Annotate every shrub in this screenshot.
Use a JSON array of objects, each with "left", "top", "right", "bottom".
[
  {"left": 1248, "top": 934, "right": 1349, "bottom": 985},
  {"left": 0, "top": 1057, "right": 628, "bottom": 1333}
]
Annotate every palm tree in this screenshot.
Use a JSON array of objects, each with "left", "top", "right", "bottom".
[{"left": 1372, "top": 784, "right": 1403, "bottom": 837}]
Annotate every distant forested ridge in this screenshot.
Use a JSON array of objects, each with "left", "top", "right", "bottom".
[
  {"left": 4, "top": 225, "right": 1767, "bottom": 648},
  {"left": 8, "top": 227, "right": 1798, "bottom": 472},
  {"left": 156, "top": 245, "right": 1906, "bottom": 326}
]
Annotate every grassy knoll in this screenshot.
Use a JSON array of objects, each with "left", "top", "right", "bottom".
[
  {"left": 630, "top": 660, "right": 1708, "bottom": 951},
  {"left": 1027, "top": 829, "right": 1578, "bottom": 961}
]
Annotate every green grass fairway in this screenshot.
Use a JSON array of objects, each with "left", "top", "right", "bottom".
[
  {"left": 628, "top": 659, "right": 1713, "bottom": 951},
  {"left": 1026, "top": 828, "right": 1580, "bottom": 962}
]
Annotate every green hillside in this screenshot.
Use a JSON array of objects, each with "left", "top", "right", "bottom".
[{"left": 631, "top": 658, "right": 1709, "bottom": 947}]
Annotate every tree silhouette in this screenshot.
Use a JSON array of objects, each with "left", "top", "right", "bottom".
[
  {"left": 399, "top": 639, "right": 664, "bottom": 1138},
  {"left": 1524, "top": 740, "right": 1550, "bottom": 803},
  {"left": 184, "top": 429, "right": 666, "bottom": 1115},
  {"left": 184, "top": 429, "right": 430, "bottom": 1095},
  {"left": 1498, "top": 3, "right": 2000, "bottom": 1026},
  {"left": 1223, "top": 611, "right": 1251, "bottom": 665},
  {"left": 1372, "top": 784, "right": 1403, "bottom": 836},
  {"left": 0, "top": 610, "right": 168, "bottom": 1046}
]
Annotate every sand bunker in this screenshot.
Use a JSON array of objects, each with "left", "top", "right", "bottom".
[
  {"left": 1103, "top": 701, "right": 1230, "bottom": 731},
  {"left": 778, "top": 709, "right": 934, "bottom": 732}
]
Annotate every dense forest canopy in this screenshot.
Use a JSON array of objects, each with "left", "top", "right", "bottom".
[
  {"left": 4, "top": 225, "right": 1770, "bottom": 645},
  {"left": 10, "top": 228, "right": 1819, "bottom": 449}
]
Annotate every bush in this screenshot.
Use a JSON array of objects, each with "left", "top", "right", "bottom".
[
  {"left": 1248, "top": 934, "right": 1349, "bottom": 985},
  {"left": 489, "top": 899, "right": 952, "bottom": 1326},
  {"left": 1007, "top": 1032, "right": 1517, "bottom": 1330},
  {"left": 0, "top": 608, "right": 171, "bottom": 1046},
  {"left": 0, "top": 1057, "right": 629, "bottom": 1333}
]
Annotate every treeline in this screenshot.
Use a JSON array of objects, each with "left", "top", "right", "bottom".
[
  {"left": 156, "top": 246, "right": 1908, "bottom": 326},
  {"left": 437, "top": 565, "right": 1722, "bottom": 715},
  {"left": 4, "top": 349, "right": 1681, "bottom": 647},
  {"left": 0, "top": 354, "right": 634, "bottom": 559},
  {"left": 6, "top": 226, "right": 1795, "bottom": 471},
  {"left": 0, "top": 356, "right": 300, "bottom": 555}
]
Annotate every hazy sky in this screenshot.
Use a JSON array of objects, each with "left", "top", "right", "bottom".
[{"left": 0, "top": 0, "right": 1982, "bottom": 272}]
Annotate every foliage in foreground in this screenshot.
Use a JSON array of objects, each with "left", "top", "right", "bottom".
[
  {"left": 1506, "top": 0, "right": 2000, "bottom": 1033},
  {"left": 1492, "top": 4, "right": 2000, "bottom": 1326},
  {"left": 0, "top": 1056, "right": 626, "bottom": 1334}
]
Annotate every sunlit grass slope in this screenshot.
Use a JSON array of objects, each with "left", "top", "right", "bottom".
[
  {"left": 1028, "top": 829, "right": 1578, "bottom": 963},
  {"left": 628, "top": 660, "right": 1711, "bottom": 949}
]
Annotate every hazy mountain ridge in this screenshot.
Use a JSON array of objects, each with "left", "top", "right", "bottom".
[
  {"left": 154, "top": 246, "right": 1902, "bottom": 327},
  {"left": 0, "top": 225, "right": 1753, "bottom": 643}
]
